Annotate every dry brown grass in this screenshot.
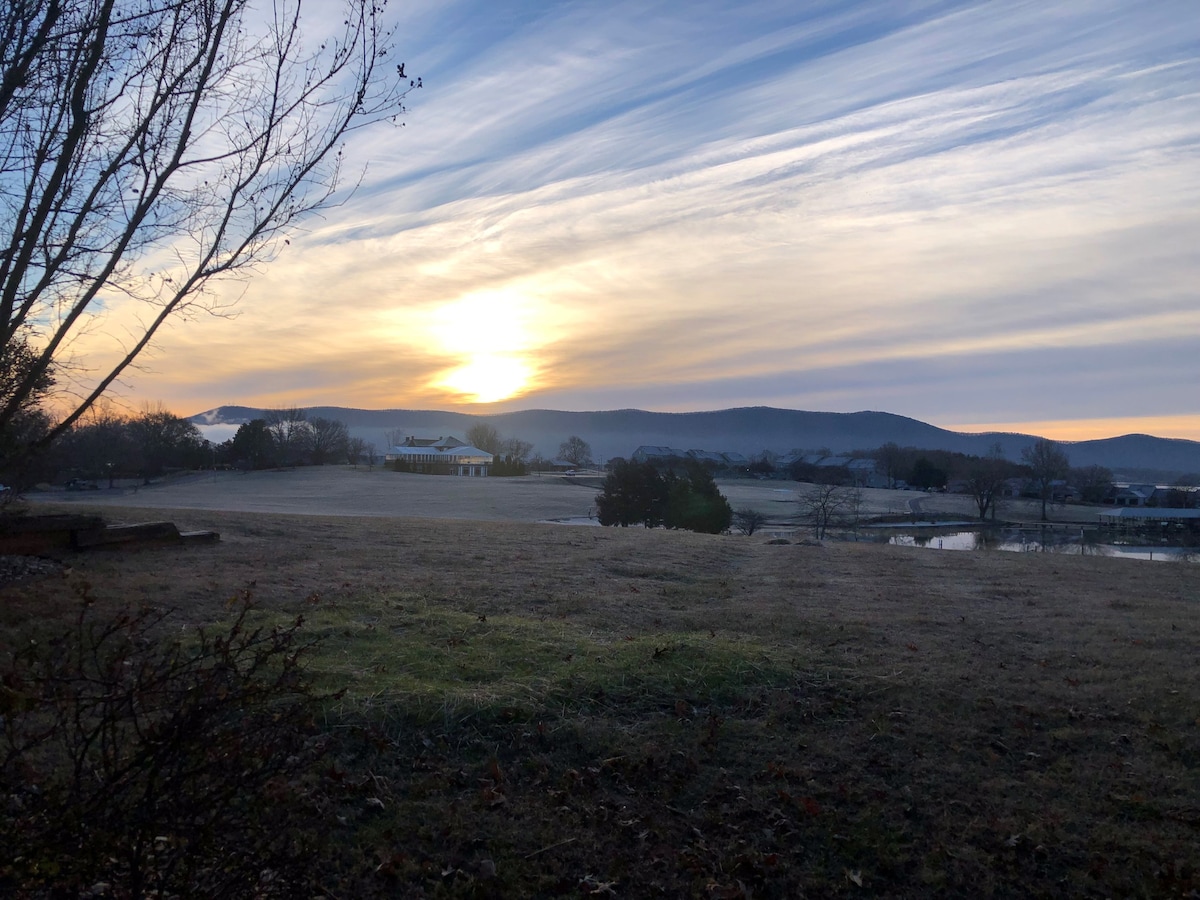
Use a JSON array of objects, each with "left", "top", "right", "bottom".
[{"left": 3, "top": 502, "right": 1198, "bottom": 896}]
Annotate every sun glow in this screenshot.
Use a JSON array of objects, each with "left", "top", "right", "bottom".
[
  {"left": 424, "top": 291, "right": 543, "bottom": 403},
  {"left": 947, "top": 415, "right": 1200, "bottom": 443},
  {"left": 439, "top": 354, "right": 534, "bottom": 403}
]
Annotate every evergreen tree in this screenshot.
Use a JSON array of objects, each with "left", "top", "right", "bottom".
[
  {"left": 664, "top": 463, "right": 733, "bottom": 534},
  {"left": 597, "top": 459, "right": 731, "bottom": 533},
  {"left": 596, "top": 460, "right": 667, "bottom": 527},
  {"left": 227, "top": 420, "right": 275, "bottom": 470}
]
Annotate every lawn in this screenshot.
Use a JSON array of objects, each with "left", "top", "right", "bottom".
[{"left": 2, "top": 504, "right": 1197, "bottom": 896}]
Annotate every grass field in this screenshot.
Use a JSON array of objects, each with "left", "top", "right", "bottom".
[
  {"left": 34, "top": 464, "right": 1105, "bottom": 525},
  {"left": 3, "top": 487, "right": 1198, "bottom": 896}
]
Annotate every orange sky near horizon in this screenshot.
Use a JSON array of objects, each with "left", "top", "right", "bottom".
[{"left": 947, "top": 416, "right": 1200, "bottom": 444}]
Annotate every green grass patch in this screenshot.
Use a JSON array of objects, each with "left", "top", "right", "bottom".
[{"left": 266, "top": 596, "right": 799, "bottom": 722}]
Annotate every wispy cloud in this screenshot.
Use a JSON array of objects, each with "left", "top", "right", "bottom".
[{"left": 100, "top": 0, "right": 1200, "bottom": 439}]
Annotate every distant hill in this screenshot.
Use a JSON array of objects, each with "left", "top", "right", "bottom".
[{"left": 189, "top": 405, "right": 1200, "bottom": 479}]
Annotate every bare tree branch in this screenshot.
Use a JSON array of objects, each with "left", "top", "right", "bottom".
[{"left": 0, "top": 0, "right": 417, "bottom": 445}]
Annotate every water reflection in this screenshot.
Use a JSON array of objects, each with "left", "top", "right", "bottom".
[{"left": 884, "top": 528, "right": 1195, "bottom": 563}]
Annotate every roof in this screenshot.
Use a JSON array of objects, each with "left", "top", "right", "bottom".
[
  {"left": 1099, "top": 508, "right": 1200, "bottom": 520},
  {"left": 399, "top": 435, "right": 467, "bottom": 449},
  {"left": 633, "top": 445, "right": 687, "bottom": 459},
  {"left": 1113, "top": 484, "right": 1156, "bottom": 498},
  {"left": 818, "top": 456, "right": 851, "bottom": 467},
  {"left": 388, "top": 444, "right": 492, "bottom": 462}
]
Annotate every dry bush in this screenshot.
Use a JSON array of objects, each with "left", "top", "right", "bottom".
[{"left": 0, "top": 594, "right": 335, "bottom": 897}]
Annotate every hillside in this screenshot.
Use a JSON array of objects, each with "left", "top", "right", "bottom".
[{"left": 189, "top": 405, "right": 1200, "bottom": 478}]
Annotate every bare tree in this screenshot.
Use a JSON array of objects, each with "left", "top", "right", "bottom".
[
  {"left": 0, "top": 0, "right": 416, "bottom": 447},
  {"left": 797, "top": 482, "right": 851, "bottom": 540},
  {"left": 843, "top": 485, "right": 865, "bottom": 540},
  {"left": 382, "top": 428, "right": 406, "bottom": 449},
  {"left": 305, "top": 416, "right": 348, "bottom": 465},
  {"left": 465, "top": 423, "right": 503, "bottom": 454},
  {"left": 962, "top": 442, "right": 1010, "bottom": 522},
  {"left": 126, "top": 402, "right": 207, "bottom": 481},
  {"left": 346, "top": 436, "right": 368, "bottom": 468},
  {"left": 1022, "top": 438, "right": 1070, "bottom": 521},
  {"left": 732, "top": 507, "right": 767, "bottom": 536},
  {"left": 874, "top": 441, "right": 905, "bottom": 489},
  {"left": 54, "top": 408, "right": 137, "bottom": 485},
  {"left": 558, "top": 435, "right": 593, "bottom": 468},
  {"left": 364, "top": 441, "right": 378, "bottom": 470},
  {"left": 1070, "top": 463, "right": 1114, "bottom": 504},
  {"left": 501, "top": 436, "right": 534, "bottom": 463},
  {"left": 264, "top": 407, "right": 308, "bottom": 466}
]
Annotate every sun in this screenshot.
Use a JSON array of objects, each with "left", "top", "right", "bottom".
[
  {"left": 424, "top": 291, "right": 541, "bottom": 403},
  {"left": 438, "top": 354, "right": 533, "bottom": 404}
]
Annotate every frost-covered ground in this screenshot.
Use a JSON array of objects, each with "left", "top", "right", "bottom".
[{"left": 34, "top": 466, "right": 1104, "bottom": 525}]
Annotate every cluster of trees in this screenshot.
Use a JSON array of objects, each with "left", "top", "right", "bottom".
[
  {"left": 596, "top": 460, "right": 732, "bottom": 533},
  {"left": 778, "top": 439, "right": 1120, "bottom": 523},
  {"left": 797, "top": 482, "right": 865, "bottom": 539},
  {"left": 557, "top": 435, "right": 594, "bottom": 468},
  {"left": 464, "top": 424, "right": 532, "bottom": 476},
  {"left": 524, "top": 435, "right": 592, "bottom": 474},
  {"left": 221, "top": 409, "right": 374, "bottom": 471},
  {"left": 40, "top": 406, "right": 376, "bottom": 484},
  {"left": 44, "top": 406, "right": 207, "bottom": 485},
  {"left": 464, "top": 424, "right": 532, "bottom": 463}
]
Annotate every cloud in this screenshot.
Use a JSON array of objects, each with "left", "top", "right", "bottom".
[{"left": 86, "top": 0, "right": 1199, "bottom": 439}]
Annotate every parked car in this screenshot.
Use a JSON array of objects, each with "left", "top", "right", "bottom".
[{"left": 65, "top": 478, "right": 99, "bottom": 491}]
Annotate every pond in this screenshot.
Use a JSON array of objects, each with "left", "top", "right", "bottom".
[{"left": 879, "top": 527, "right": 1198, "bottom": 563}]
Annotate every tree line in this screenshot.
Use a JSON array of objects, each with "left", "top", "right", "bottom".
[
  {"left": 7, "top": 408, "right": 600, "bottom": 488},
  {"left": 462, "top": 424, "right": 595, "bottom": 473},
  {"left": 13, "top": 407, "right": 376, "bottom": 487},
  {"left": 224, "top": 409, "right": 375, "bottom": 471}
]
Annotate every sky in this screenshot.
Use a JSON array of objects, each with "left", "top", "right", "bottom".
[{"left": 100, "top": 0, "right": 1200, "bottom": 441}]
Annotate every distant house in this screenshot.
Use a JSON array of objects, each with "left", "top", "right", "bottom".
[
  {"left": 771, "top": 452, "right": 802, "bottom": 469},
  {"left": 817, "top": 456, "right": 851, "bottom": 469},
  {"left": 1108, "top": 484, "right": 1158, "bottom": 507},
  {"left": 686, "top": 449, "right": 726, "bottom": 466},
  {"left": 1001, "top": 477, "right": 1025, "bottom": 498},
  {"left": 1098, "top": 507, "right": 1200, "bottom": 534},
  {"left": 631, "top": 446, "right": 687, "bottom": 464},
  {"left": 385, "top": 436, "right": 492, "bottom": 476},
  {"left": 397, "top": 435, "right": 466, "bottom": 450},
  {"left": 847, "top": 458, "right": 887, "bottom": 488}
]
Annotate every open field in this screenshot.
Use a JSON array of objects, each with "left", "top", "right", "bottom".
[
  {"left": 32, "top": 464, "right": 1104, "bottom": 526},
  {"left": 3, "top": 498, "right": 1198, "bottom": 896}
]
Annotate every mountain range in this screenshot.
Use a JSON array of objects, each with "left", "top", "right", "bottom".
[{"left": 189, "top": 406, "right": 1200, "bottom": 480}]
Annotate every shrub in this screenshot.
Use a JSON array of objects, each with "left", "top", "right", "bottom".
[
  {"left": 596, "top": 459, "right": 668, "bottom": 527},
  {"left": 664, "top": 465, "right": 733, "bottom": 534},
  {"left": 597, "top": 459, "right": 731, "bottom": 533},
  {"left": 0, "top": 595, "right": 333, "bottom": 897},
  {"left": 733, "top": 508, "right": 768, "bottom": 535}
]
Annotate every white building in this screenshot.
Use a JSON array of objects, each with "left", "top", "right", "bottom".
[{"left": 384, "top": 436, "right": 493, "bottom": 476}]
